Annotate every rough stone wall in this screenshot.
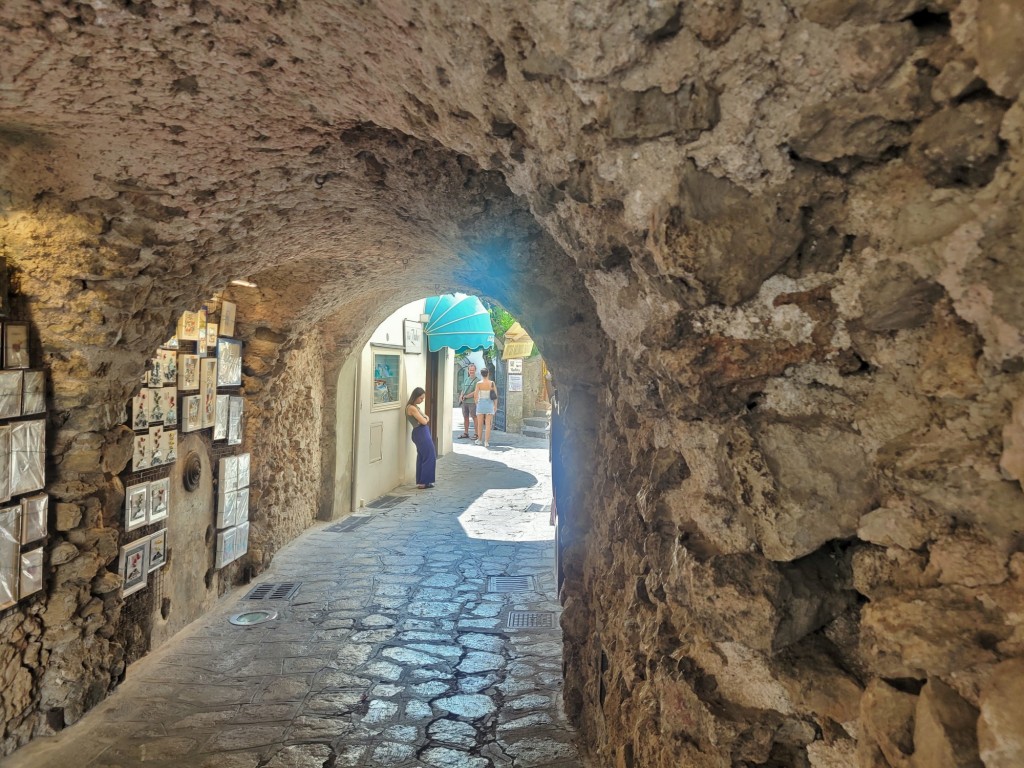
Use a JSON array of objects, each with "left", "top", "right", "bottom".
[{"left": 0, "top": 2, "right": 1022, "bottom": 767}]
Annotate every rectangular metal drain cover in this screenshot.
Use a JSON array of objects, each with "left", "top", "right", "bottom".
[
  {"left": 326, "top": 516, "right": 371, "bottom": 532},
  {"left": 487, "top": 575, "right": 534, "bottom": 592},
  {"left": 525, "top": 503, "right": 545, "bottom": 513},
  {"left": 245, "top": 582, "right": 301, "bottom": 601},
  {"left": 507, "top": 611, "right": 555, "bottom": 629},
  {"left": 365, "top": 494, "right": 408, "bottom": 509}
]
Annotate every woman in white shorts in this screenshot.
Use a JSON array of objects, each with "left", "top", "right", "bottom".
[{"left": 474, "top": 368, "right": 497, "bottom": 447}]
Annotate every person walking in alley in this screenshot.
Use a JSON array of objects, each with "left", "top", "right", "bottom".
[
  {"left": 473, "top": 368, "right": 498, "bottom": 448},
  {"left": 406, "top": 387, "right": 436, "bottom": 488},
  {"left": 458, "top": 363, "right": 478, "bottom": 439}
]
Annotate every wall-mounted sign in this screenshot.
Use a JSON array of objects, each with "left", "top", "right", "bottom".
[
  {"left": 507, "top": 359, "right": 523, "bottom": 374},
  {"left": 508, "top": 374, "right": 523, "bottom": 392}
]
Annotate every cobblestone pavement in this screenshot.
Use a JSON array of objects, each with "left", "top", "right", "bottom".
[{"left": 7, "top": 421, "right": 581, "bottom": 768}]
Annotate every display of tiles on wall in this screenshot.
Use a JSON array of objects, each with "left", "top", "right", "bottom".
[
  {"left": 124, "top": 478, "right": 171, "bottom": 532},
  {"left": 215, "top": 453, "right": 250, "bottom": 568}
]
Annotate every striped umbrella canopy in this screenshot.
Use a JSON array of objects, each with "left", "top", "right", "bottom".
[{"left": 423, "top": 294, "right": 495, "bottom": 353}]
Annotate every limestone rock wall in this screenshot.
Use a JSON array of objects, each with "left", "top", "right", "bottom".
[{"left": 0, "top": 1, "right": 1022, "bottom": 766}]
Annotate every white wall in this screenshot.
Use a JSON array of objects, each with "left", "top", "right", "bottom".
[{"left": 340, "top": 300, "right": 454, "bottom": 509}]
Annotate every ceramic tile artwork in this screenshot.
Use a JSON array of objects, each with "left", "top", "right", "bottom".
[
  {"left": 235, "top": 486, "right": 250, "bottom": 524},
  {"left": 0, "top": 506, "right": 21, "bottom": 609},
  {"left": 132, "top": 430, "right": 150, "bottom": 472},
  {"left": 19, "top": 547, "right": 43, "bottom": 598},
  {"left": 132, "top": 389, "right": 149, "bottom": 430},
  {"left": 120, "top": 539, "right": 149, "bottom": 596},
  {"left": 220, "top": 455, "right": 238, "bottom": 492},
  {"left": 148, "top": 425, "right": 164, "bottom": 466},
  {"left": 183, "top": 394, "right": 202, "bottom": 432},
  {"left": 147, "top": 530, "right": 167, "bottom": 571},
  {"left": 216, "top": 338, "right": 242, "bottom": 387},
  {"left": 162, "top": 387, "right": 177, "bottom": 427},
  {"left": 10, "top": 420, "right": 44, "bottom": 497},
  {"left": 234, "top": 521, "right": 249, "bottom": 557},
  {"left": 147, "top": 357, "right": 161, "bottom": 388},
  {"left": 146, "top": 386, "right": 164, "bottom": 424},
  {"left": 0, "top": 425, "right": 11, "bottom": 504},
  {"left": 177, "top": 310, "right": 199, "bottom": 342},
  {"left": 219, "top": 301, "right": 236, "bottom": 337},
  {"left": 3, "top": 322, "right": 30, "bottom": 369},
  {"left": 237, "top": 453, "right": 250, "bottom": 489},
  {"left": 228, "top": 396, "right": 243, "bottom": 445},
  {"left": 21, "top": 370, "right": 45, "bottom": 415},
  {"left": 0, "top": 370, "right": 21, "bottom": 419},
  {"left": 20, "top": 494, "right": 46, "bottom": 543},
  {"left": 162, "top": 429, "right": 178, "bottom": 465},
  {"left": 178, "top": 354, "right": 199, "bottom": 390},
  {"left": 200, "top": 358, "right": 217, "bottom": 428},
  {"left": 148, "top": 477, "right": 169, "bottom": 523},
  {"left": 214, "top": 394, "right": 229, "bottom": 440},
  {"left": 207, "top": 322, "right": 218, "bottom": 348},
  {"left": 159, "top": 348, "right": 178, "bottom": 385}
]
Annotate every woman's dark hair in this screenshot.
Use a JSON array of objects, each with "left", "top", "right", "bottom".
[
  {"left": 407, "top": 387, "right": 425, "bottom": 406},
  {"left": 480, "top": 369, "right": 490, "bottom": 379}
]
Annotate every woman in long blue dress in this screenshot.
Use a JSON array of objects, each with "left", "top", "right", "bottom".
[{"left": 406, "top": 387, "right": 436, "bottom": 489}]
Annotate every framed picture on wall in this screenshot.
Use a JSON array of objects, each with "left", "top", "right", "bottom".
[
  {"left": 148, "top": 425, "right": 163, "bottom": 466},
  {"left": 178, "top": 354, "right": 199, "bottom": 390},
  {"left": 120, "top": 539, "right": 149, "bottom": 596},
  {"left": 215, "top": 527, "right": 236, "bottom": 568},
  {"left": 131, "top": 389, "right": 149, "bottom": 430},
  {"left": 235, "top": 521, "right": 250, "bottom": 558},
  {"left": 146, "top": 387, "right": 164, "bottom": 424},
  {"left": 216, "top": 338, "right": 242, "bottom": 387},
  {"left": 132, "top": 431, "right": 149, "bottom": 472},
  {"left": 0, "top": 425, "right": 11, "bottom": 504},
  {"left": 220, "top": 301, "right": 236, "bottom": 337},
  {"left": 403, "top": 320, "right": 423, "bottom": 354},
  {"left": 159, "top": 348, "right": 177, "bottom": 385},
  {"left": 124, "top": 482, "right": 148, "bottom": 531},
  {"left": 147, "top": 529, "right": 167, "bottom": 571},
  {"left": 236, "top": 486, "right": 250, "bottom": 524},
  {"left": 182, "top": 394, "right": 203, "bottom": 433},
  {"left": 3, "top": 322, "right": 30, "bottom": 369},
  {"left": 200, "top": 358, "right": 217, "bottom": 428},
  {"left": 10, "top": 420, "right": 45, "bottom": 496},
  {"left": 148, "top": 477, "right": 169, "bottom": 523},
  {"left": 196, "top": 309, "right": 208, "bottom": 357},
  {"left": 0, "top": 370, "right": 21, "bottom": 419},
  {"left": 21, "top": 370, "right": 45, "bottom": 415},
  {"left": 207, "top": 323, "right": 218, "bottom": 349},
  {"left": 371, "top": 351, "right": 400, "bottom": 408},
  {"left": 237, "top": 453, "right": 250, "bottom": 489}
]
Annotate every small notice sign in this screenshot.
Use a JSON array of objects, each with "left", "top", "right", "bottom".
[
  {"left": 508, "top": 374, "right": 523, "bottom": 392},
  {"left": 507, "top": 359, "right": 523, "bottom": 374}
]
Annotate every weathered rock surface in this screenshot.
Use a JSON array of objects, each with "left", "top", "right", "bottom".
[{"left": 0, "top": 1, "right": 1021, "bottom": 766}]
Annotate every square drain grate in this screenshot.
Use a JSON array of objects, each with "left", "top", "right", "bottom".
[
  {"left": 507, "top": 611, "right": 555, "bottom": 629},
  {"left": 326, "top": 516, "right": 372, "bottom": 533},
  {"left": 365, "top": 494, "right": 408, "bottom": 509},
  {"left": 245, "top": 582, "right": 301, "bottom": 601},
  {"left": 525, "top": 503, "right": 545, "bottom": 513},
  {"left": 487, "top": 575, "right": 534, "bottom": 593}
]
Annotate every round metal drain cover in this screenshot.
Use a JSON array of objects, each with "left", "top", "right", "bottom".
[{"left": 228, "top": 609, "right": 278, "bottom": 626}]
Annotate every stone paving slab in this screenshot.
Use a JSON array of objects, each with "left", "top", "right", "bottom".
[{"left": 5, "top": 423, "right": 582, "bottom": 768}]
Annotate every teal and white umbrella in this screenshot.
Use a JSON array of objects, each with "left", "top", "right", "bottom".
[{"left": 424, "top": 294, "right": 495, "bottom": 353}]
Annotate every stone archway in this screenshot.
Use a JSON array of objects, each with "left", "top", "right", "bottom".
[{"left": 2, "top": 3, "right": 1024, "bottom": 766}]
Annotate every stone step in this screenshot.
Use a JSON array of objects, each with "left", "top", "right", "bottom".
[
  {"left": 522, "top": 426, "right": 549, "bottom": 439},
  {"left": 532, "top": 409, "right": 551, "bottom": 419},
  {"left": 523, "top": 417, "right": 549, "bottom": 429}
]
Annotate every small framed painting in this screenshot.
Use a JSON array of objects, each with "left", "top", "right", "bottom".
[
  {"left": 148, "top": 477, "right": 169, "bottom": 523},
  {"left": 0, "top": 506, "right": 20, "bottom": 609},
  {"left": 219, "top": 455, "right": 238, "bottom": 492},
  {"left": 148, "top": 425, "right": 164, "bottom": 466},
  {"left": 132, "top": 430, "right": 150, "bottom": 472},
  {"left": 182, "top": 395, "right": 203, "bottom": 433},
  {"left": 403, "top": 320, "right": 423, "bottom": 354},
  {"left": 147, "top": 357, "right": 162, "bottom": 388},
  {"left": 20, "top": 493, "right": 47, "bottom": 543},
  {"left": 200, "top": 358, "right": 217, "bottom": 428},
  {"left": 162, "top": 334, "right": 179, "bottom": 350},
  {"left": 216, "top": 338, "right": 242, "bottom": 387},
  {"left": 120, "top": 539, "right": 149, "bottom": 596},
  {"left": 207, "top": 323, "right": 218, "bottom": 349},
  {"left": 177, "top": 354, "right": 199, "bottom": 390},
  {"left": 220, "top": 301, "right": 236, "bottom": 337},
  {"left": 216, "top": 488, "right": 237, "bottom": 529},
  {"left": 10, "top": 420, "right": 44, "bottom": 497},
  {"left": 124, "top": 482, "right": 148, "bottom": 531},
  {"left": 3, "top": 322, "right": 30, "bottom": 369},
  {"left": 146, "top": 386, "right": 164, "bottom": 424},
  {"left": 0, "top": 370, "right": 21, "bottom": 419},
  {"left": 177, "top": 310, "right": 200, "bottom": 341},
  {"left": 19, "top": 547, "right": 43, "bottom": 598},
  {"left": 159, "top": 348, "right": 177, "bottom": 385},
  {"left": 162, "top": 387, "right": 177, "bottom": 428},
  {"left": 131, "top": 389, "right": 149, "bottom": 431},
  {"left": 228, "top": 396, "right": 243, "bottom": 445},
  {"left": 162, "top": 429, "right": 178, "bottom": 465},
  {"left": 21, "top": 370, "right": 45, "bottom": 415},
  {"left": 214, "top": 394, "right": 229, "bottom": 440},
  {"left": 147, "top": 529, "right": 167, "bottom": 571}
]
